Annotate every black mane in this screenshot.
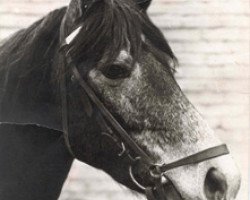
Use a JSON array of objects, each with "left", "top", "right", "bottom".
[
  {"left": 0, "top": 8, "right": 67, "bottom": 131},
  {"left": 0, "top": 0, "right": 177, "bottom": 82},
  {"left": 0, "top": 8, "right": 66, "bottom": 73}
]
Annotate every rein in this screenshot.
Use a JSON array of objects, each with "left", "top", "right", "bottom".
[{"left": 59, "top": 23, "right": 229, "bottom": 200}]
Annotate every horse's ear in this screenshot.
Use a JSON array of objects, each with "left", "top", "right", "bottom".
[
  {"left": 136, "top": 0, "right": 152, "bottom": 11},
  {"left": 67, "top": 0, "right": 95, "bottom": 23},
  {"left": 67, "top": 0, "right": 82, "bottom": 23}
]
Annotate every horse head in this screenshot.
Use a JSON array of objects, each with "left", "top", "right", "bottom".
[{"left": 58, "top": 0, "right": 241, "bottom": 199}]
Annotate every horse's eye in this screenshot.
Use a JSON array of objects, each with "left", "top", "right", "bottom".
[{"left": 102, "top": 64, "right": 131, "bottom": 80}]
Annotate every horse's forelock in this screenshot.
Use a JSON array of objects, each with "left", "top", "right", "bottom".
[
  {"left": 67, "top": 0, "right": 176, "bottom": 70},
  {"left": 67, "top": 0, "right": 143, "bottom": 66}
]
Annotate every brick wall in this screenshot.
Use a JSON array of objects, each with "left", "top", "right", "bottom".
[{"left": 0, "top": 0, "right": 249, "bottom": 200}]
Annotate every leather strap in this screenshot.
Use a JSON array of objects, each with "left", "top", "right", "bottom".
[
  {"left": 60, "top": 59, "right": 76, "bottom": 157},
  {"left": 158, "top": 144, "right": 229, "bottom": 173},
  {"left": 59, "top": 16, "right": 77, "bottom": 158},
  {"left": 146, "top": 187, "right": 157, "bottom": 200},
  {"left": 70, "top": 64, "right": 154, "bottom": 164}
]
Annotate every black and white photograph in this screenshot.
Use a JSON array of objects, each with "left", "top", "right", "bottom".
[{"left": 0, "top": 0, "right": 248, "bottom": 200}]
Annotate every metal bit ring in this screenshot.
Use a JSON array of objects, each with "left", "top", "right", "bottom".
[{"left": 129, "top": 164, "right": 146, "bottom": 191}]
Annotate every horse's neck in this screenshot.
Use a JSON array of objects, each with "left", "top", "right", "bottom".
[{"left": 0, "top": 124, "right": 73, "bottom": 200}]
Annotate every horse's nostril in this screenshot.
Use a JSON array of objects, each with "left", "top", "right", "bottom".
[{"left": 204, "top": 168, "right": 228, "bottom": 200}]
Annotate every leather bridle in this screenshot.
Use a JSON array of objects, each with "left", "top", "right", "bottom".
[{"left": 59, "top": 23, "right": 230, "bottom": 200}]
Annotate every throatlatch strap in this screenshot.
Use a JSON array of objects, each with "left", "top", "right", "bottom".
[
  {"left": 59, "top": 15, "right": 77, "bottom": 158},
  {"left": 60, "top": 56, "right": 76, "bottom": 158}
]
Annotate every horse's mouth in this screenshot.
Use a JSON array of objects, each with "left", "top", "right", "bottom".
[{"left": 145, "top": 177, "right": 183, "bottom": 200}]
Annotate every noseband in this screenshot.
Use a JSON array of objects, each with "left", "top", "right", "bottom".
[{"left": 59, "top": 24, "right": 229, "bottom": 200}]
